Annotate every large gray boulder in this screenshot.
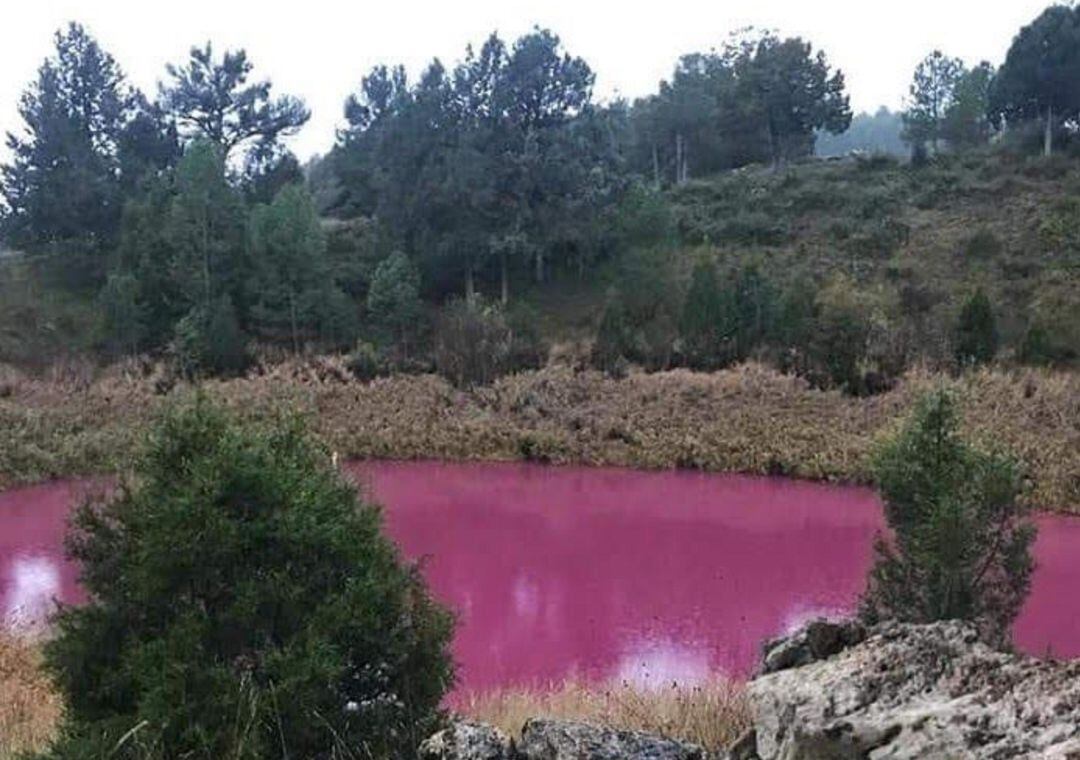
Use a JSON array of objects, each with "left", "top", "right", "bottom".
[
  {"left": 517, "top": 718, "right": 706, "bottom": 760},
  {"left": 746, "top": 619, "right": 1080, "bottom": 759},
  {"left": 419, "top": 721, "right": 513, "bottom": 760}
]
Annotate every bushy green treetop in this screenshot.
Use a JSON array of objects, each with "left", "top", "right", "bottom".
[
  {"left": 861, "top": 389, "right": 1035, "bottom": 644},
  {"left": 42, "top": 400, "right": 454, "bottom": 759}
]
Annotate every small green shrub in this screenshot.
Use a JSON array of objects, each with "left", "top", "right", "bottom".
[
  {"left": 433, "top": 297, "right": 512, "bottom": 387},
  {"left": 346, "top": 340, "right": 388, "bottom": 382},
  {"left": 860, "top": 390, "right": 1035, "bottom": 645},
  {"left": 953, "top": 288, "right": 998, "bottom": 367},
  {"left": 963, "top": 228, "right": 1003, "bottom": 260},
  {"left": 592, "top": 293, "right": 635, "bottom": 375},
  {"left": 172, "top": 296, "right": 250, "bottom": 378},
  {"left": 41, "top": 400, "right": 454, "bottom": 759}
]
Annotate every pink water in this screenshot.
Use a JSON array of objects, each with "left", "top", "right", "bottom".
[{"left": 2, "top": 461, "right": 1079, "bottom": 693}]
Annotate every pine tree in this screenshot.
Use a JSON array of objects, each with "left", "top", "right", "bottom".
[
  {"left": 861, "top": 390, "right": 1036, "bottom": 644},
  {"left": 249, "top": 184, "right": 343, "bottom": 352},
  {"left": 43, "top": 401, "right": 453, "bottom": 758},
  {"left": 1, "top": 23, "right": 129, "bottom": 269},
  {"left": 679, "top": 257, "right": 727, "bottom": 369},
  {"left": 954, "top": 288, "right": 998, "bottom": 367},
  {"left": 367, "top": 251, "right": 423, "bottom": 356}
]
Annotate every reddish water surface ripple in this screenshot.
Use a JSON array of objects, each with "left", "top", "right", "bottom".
[{"left": 2, "top": 461, "right": 1079, "bottom": 694}]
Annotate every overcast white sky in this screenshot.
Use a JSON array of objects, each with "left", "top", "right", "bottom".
[{"left": 0, "top": 0, "right": 1052, "bottom": 160}]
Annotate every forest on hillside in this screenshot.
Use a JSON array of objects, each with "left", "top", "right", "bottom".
[{"left": 1, "top": 4, "right": 1079, "bottom": 394}]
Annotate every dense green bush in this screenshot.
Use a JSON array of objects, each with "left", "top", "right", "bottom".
[
  {"left": 367, "top": 251, "right": 424, "bottom": 357},
  {"left": 953, "top": 288, "right": 998, "bottom": 367},
  {"left": 592, "top": 291, "right": 636, "bottom": 374},
  {"left": 172, "top": 296, "right": 250, "bottom": 378},
  {"left": 1020, "top": 273, "right": 1080, "bottom": 367},
  {"left": 433, "top": 297, "right": 513, "bottom": 387},
  {"left": 346, "top": 340, "right": 389, "bottom": 382},
  {"left": 860, "top": 390, "right": 1035, "bottom": 644},
  {"left": 41, "top": 400, "right": 454, "bottom": 759},
  {"left": 963, "top": 228, "right": 1003, "bottom": 260},
  {"left": 810, "top": 275, "right": 871, "bottom": 392},
  {"left": 678, "top": 258, "right": 729, "bottom": 369}
]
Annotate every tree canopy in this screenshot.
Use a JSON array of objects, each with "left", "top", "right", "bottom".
[
  {"left": 160, "top": 43, "right": 310, "bottom": 162},
  {"left": 991, "top": 4, "right": 1080, "bottom": 155}
]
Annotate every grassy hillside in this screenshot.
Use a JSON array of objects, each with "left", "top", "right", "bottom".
[
  {"left": 665, "top": 151, "right": 1079, "bottom": 359},
  {"left": 3, "top": 149, "right": 1080, "bottom": 373}
]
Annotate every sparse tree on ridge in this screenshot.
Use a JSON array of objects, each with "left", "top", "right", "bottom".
[
  {"left": 741, "top": 33, "right": 852, "bottom": 168},
  {"left": 1, "top": 23, "right": 129, "bottom": 261},
  {"left": 990, "top": 4, "right": 1080, "bottom": 156},
  {"left": 160, "top": 43, "right": 310, "bottom": 161},
  {"left": 903, "top": 51, "right": 964, "bottom": 154}
]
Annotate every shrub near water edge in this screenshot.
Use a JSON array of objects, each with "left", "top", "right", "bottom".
[{"left": 39, "top": 400, "right": 454, "bottom": 759}]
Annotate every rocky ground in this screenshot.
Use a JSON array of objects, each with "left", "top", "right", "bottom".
[{"left": 424, "top": 620, "right": 1080, "bottom": 759}]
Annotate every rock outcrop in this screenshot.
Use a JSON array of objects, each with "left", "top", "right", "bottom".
[
  {"left": 745, "top": 619, "right": 1080, "bottom": 759},
  {"left": 420, "top": 721, "right": 513, "bottom": 760},
  {"left": 420, "top": 718, "right": 705, "bottom": 760},
  {"left": 423, "top": 620, "right": 1080, "bottom": 760},
  {"left": 516, "top": 718, "right": 705, "bottom": 760}
]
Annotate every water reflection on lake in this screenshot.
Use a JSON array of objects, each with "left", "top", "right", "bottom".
[{"left": 2, "top": 461, "right": 1079, "bottom": 694}]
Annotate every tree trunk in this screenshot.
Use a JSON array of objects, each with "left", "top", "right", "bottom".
[
  {"left": 652, "top": 143, "right": 660, "bottom": 188},
  {"left": 1045, "top": 104, "right": 1054, "bottom": 158},
  {"left": 465, "top": 260, "right": 475, "bottom": 302},
  {"left": 289, "top": 290, "right": 299, "bottom": 355},
  {"left": 675, "top": 133, "right": 686, "bottom": 186},
  {"left": 500, "top": 249, "right": 509, "bottom": 305},
  {"left": 534, "top": 247, "right": 544, "bottom": 284}
]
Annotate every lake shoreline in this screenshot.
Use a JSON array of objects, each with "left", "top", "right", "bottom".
[{"left": 2, "top": 359, "right": 1079, "bottom": 511}]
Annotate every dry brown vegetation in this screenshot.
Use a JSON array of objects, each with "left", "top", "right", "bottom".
[
  {"left": 2, "top": 358, "right": 1079, "bottom": 510},
  {"left": 0, "top": 633, "right": 61, "bottom": 758},
  {"left": 460, "top": 677, "right": 751, "bottom": 755}
]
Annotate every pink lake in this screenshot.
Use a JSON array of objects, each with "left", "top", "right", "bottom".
[{"left": 2, "top": 460, "right": 1079, "bottom": 694}]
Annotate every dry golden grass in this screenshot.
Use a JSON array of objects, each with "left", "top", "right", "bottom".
[
  {"left": 459, "top": 677, "right": 751, "bottom": 755},
  {"left": 2, "top": 359, "right": 1079, "bottom": 510},
  {"left": 0, "top": 633, "right": 61, "bottom": 759}
]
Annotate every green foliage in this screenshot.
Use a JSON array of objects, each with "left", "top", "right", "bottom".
[
  {"left": 728, "top": 262, "right": 776, "bottom": 360},
  {"left": 991, "top": 5, "right": 1080, "bottom": 155},
  {"left": 168, "top": 141, "right": 247, "bottom": 312},
  {"left": 953, "top": 288, "right": 998, "bottom": 367},
  {"left": 679, "top": 257, "right": 727, "bottom": 369},
  {"left": 160, "top": 44, "right": 310, "bottom": 162},
  {"left": 963, "top": 228, "right": 1003, "bottom": 260},
  {"left": 1020, "top": 273, "right": 1080, "bottom": 367},
  {"left": 250, "top": 184, "right": 355, "bottom": 352},
  {"left": 942, "top": 63, "right": 995, "bottom": 149},
  {"left": 629, "top": 30, "right": 850, "bottom": 178},
  {"left": 742, "top": 33, "right": 852, "bottom": 166},
  {"left": 367, "top": 251, "right": 423, "bottom": 355},
  {"left": 332, "top": 28, "right": 616, "bottom": 299},
  {"left": 433, "top": 298, "right": 513, "bottom": 387},
  {"left": 1, "top": 25, "right": 127, "bottom": 262},
  {"left": 811, "top": 274, "right": 870, "bottom": 391},
  {"left": 98, "top": 271, "right": 145, "bottom": 357},
  {"left": 40, "top": 400, "right": 454, "bottom": 758},
  {"left": 902, "top": 51, "right": 964, "bottom": 152},
  {"left": 172, "top": 297, "right": 249, "bottom": 378},
  {"left": 861, "top": 390, "right": 1036, "bottom": 644},
  {"left": 0, "top": 23, "right": 178, "bottom": 275},
  {"left": 591, "top": 292, "right": 634, "bottom": 374},
  {"left": 345, "top": 341, "right": 388, "bottom": 382}
]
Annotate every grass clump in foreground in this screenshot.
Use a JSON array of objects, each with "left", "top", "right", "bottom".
[
  {"left": 35, "top": 399, "right": 454, "bottom": 759},
  {"left": 0, "top": 633, "right": 62, "bottom": 759},
  {"left": 460, "top": 677, "right": 751, "bottom": 755}
]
